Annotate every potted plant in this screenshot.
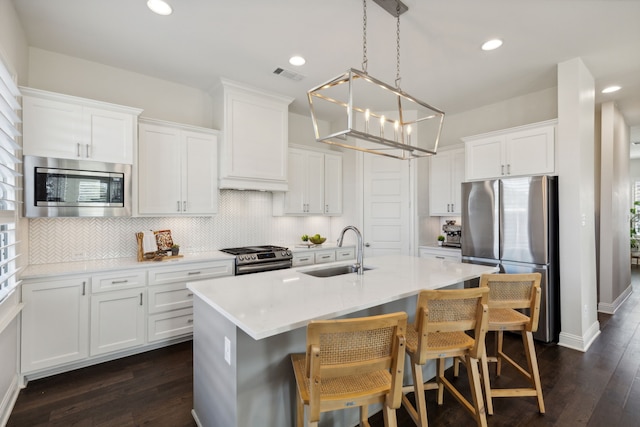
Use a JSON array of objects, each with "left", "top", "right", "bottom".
[
  {"left": 437, "top": 235, "right": 445, "bottom": 246},
  {"left": 171, "top": 244, "right": 180, "bottom": 256}
]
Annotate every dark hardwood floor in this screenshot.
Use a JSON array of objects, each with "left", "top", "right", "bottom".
[{"left": 8, "top": 270, "right": 640, "bottom": 426}]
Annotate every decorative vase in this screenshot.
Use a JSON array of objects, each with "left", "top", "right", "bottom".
[
  {"left": 171, "top": 248, "right": 179, "bottom": 256},
  {"left": 437, "top": 241, "right": 443, "bottom": 246}
]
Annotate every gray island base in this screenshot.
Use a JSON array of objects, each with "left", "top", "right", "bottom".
[{"left": 187, "top": 254, "right": 498, "bottom": 427}]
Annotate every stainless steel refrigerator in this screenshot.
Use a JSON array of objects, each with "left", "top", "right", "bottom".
[{"left": 461, "top": 176, "right": 560, "bottom": 343}]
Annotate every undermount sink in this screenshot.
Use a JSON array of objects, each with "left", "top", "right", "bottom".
[{"left": 301, "top": 264, "right": 373, "bottom": 278}]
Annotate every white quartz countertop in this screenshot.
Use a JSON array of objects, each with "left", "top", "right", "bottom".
[
  {"left": 21, "top": 251, "right": 236, "bottom": 279},
  {"left": 187, "top": 254, "right": 498, "bottom": 340}
]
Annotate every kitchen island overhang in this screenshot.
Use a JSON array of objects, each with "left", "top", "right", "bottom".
[{"left": 187, "top": 254, "right": 498, "bottom": 427}]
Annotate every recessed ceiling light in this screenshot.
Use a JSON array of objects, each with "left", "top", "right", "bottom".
[
  {"left": 602, "top": 85, "right": 621, "bottom": 94},
  {"left": 289, "top": 56, "right": 306, "bottom": 66},
  {"left": 147, "top": 0, "right": 172, "bottom": 16},
  {"left": 481, "top": 39, "right": 503, "bottom": 51}
]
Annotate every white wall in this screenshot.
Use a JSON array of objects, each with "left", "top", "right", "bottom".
[
  {"left": 598, "top": 102, "right": 631, "bottom": 313},
  {"left": 0, "top": 0, "right": 28, "bottom": 423},
  {"left": 557, "top": 58, "right": 599, "bottom": 351},
  {"left": 28, "top": 48, "right": 214, "bottom": 128}
]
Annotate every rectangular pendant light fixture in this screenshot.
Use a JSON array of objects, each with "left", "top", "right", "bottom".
[{"left": 308, "top": 68, "right": 445, "bottom": 160}]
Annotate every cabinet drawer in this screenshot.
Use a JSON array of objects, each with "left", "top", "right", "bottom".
[
  {"left": 91, "top": 270, "right": 147, "bottom": 293},
  {"left": 148, "top": 282, "right": 193, "bottom": 314},
  {"left": 148, "top": 260, "right": 233, "bottom": 286},
  {"left": 292, "top": 254, "right": 314, "bottom": 267},
  {"left": 148, "top": 308, "right": 193, "bottom": 342},
  {"left": 335, "top": 248, "right": 355, "bottom": 261},
  {"left": 419, "top": 248, "right": 462, "bottom": 262},
  {"left": 314, "top": 250, "right": 336, "bottom": 264}
]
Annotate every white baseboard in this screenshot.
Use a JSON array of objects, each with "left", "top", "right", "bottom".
[
  {"left": 0, "top": 373, "right": 20, "bottom": 427},
  {"left": 558, "top": 320, "right": 601, "bottom": 352},
  {"left": 598, "top": 284, "right": 633, "bottom": 314}
]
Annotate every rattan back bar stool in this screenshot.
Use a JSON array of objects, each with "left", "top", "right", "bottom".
[
  {"left": 290, "top": 312, "right": 407, "bottom": 427},
  {"left": 401, "top": 287, "right": 490, "bottom": 427},
  {"left": 479, "top": 272, "right": 545, "bottom": 415}
]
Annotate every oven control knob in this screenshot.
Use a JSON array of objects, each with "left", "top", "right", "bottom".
[
  {"left": 251, "top": 255, "right": 257, "bottom": 260},
  {"left": 238, "top": 255, "right": 245, "bottom": 261}
]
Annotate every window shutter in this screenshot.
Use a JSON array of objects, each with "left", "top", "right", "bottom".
[{"left": 0, "top": 55, "right": 21, "bottom": 304}]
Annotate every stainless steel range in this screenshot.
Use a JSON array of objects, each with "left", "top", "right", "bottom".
[{"left": 220, "top": 245, "right": 293, "bottom": 275}]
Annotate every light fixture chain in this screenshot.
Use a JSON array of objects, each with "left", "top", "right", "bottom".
[
  {"left": 362, "top": 0, "right": 368, "bottom": 73},
  {"left": 395, "top": 0, "right": 401, "bottom": 88}
]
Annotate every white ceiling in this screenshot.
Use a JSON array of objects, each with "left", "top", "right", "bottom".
[{"left": 11, "top": 0, "right": 640, "bottom": 154}]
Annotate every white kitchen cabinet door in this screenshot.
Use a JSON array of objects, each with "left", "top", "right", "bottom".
[
  {"left": 90, "top": 288, "right": 146, "bottom": 356},
  {"left": 504, "top": 125, "right": 555, "bottom": 176},
  {"left": 217, "top": 79, "right": 293, "bottom": 191},
  {"left": 274, "top": 146, "right": 343, "bottom": 216},
  {"left": 21, "top": 277, "right": 90, "bottom": 373},
  {"left": 183, "top": 130, "right": 218, "bottom": 214},
  {"left": 324, "top": 153, "right": 343, "bottom": 215},
  {"left": 281, "top": 148, "right": 323, "bottom": 214},
  {"left": 138, "top": 122, "right": 182, "bottom": 214},
  {"left": 464, "top": 136, "right": 504, "bottom": 181},
  {"left": 429, "top": 148, "right": 465, "bottom": 216},
  {"left": 83, "top": 107, "right": 135, "bottom": 164},
  {"left": 21, "top": 87, "right": 141, "bottom": 164},
  {"left": 464, "top": 120, "right": 556, "bottom": 181},
  {"left": 138, "top": 119, "right": 218, "bottom": 216},
  {"left": 22, "top": 95, "right": 84, "bottom": 160}
]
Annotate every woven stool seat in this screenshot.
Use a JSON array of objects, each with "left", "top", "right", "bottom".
[
  {"left": 406, "top": 327, "right": 475, "bottom": 353},
  {"left": 488, "top": 308, "right": 529, "bottom": 327}
]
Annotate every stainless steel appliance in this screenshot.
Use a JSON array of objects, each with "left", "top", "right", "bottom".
[
  {"left": 220, "top": 245, "right": 293, "bottom": 275},
  {"left": 442, "top": 220, "right": 461, "bottom": 248},
  {"left": 461, "top": 176, "right": 560, "bottom": 343},
  {"left": 24, "top": 156, "right": 131, "bottom": 217}
]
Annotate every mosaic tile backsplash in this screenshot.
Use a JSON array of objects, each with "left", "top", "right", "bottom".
[{"left": 28, "top": 190, "right": 334, "bottom": 264}]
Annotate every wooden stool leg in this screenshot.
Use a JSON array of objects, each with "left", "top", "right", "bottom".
[
  {"left": 436, "top": 358, "right": 445, "bottom": 405},
  {"left": 496, "top": 331, "right": 504, "bottom": 376},
  {"left": 360, "top": 404, "right": 369, "bottom": 426},
  {"left": 382, "top": 403, "right": 398, "bottom": 427},
  {"left": 466, "top": 355, "right": 488, "bottom": 427},
  {"left": 480, "top": 347, "right": 494, "bottom": 416},
  {"left": 296, "top": 388, "right": 304, "bottom": 427},
  {"left": 522, "top": 331, "right": 545, "bottom": 413}
]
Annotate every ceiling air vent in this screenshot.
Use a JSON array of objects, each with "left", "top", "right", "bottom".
[{"left": 273, "top": 67, "right": 305, "bottom": 81}]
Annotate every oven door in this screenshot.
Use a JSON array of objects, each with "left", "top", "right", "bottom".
[{"left": 235, "top": 259, "right": 293, "bottom": 275}]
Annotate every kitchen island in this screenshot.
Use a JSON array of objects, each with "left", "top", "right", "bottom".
[{"left": 187, "top": 254, "right": 498, "bottom": 427}]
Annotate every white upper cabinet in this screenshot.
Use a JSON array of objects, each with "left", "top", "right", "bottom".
[
  {"left": 21, "top": 87, "right": 142, "bottom": 164},
  {"left": 273, "top": 146, "right": 343, "bottom": 216},
  {"left": 463, "top": 120, "right": 556, "bottom": 181},
  {"left": 323, "top": 153, "right": 343, "bottom": 215},
  {"left": 213, "top": 79, "right": 293, "bottom": 191},
  {"left": 429, "top": 147, "right": 465, "bottom": 216},
  {"left": 138, "top": 118, "right": 218, "bottom": 216}
]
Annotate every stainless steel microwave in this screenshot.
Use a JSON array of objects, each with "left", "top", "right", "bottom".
[{"left": 24, "top": 156, "right": 131, "bottom": 217}]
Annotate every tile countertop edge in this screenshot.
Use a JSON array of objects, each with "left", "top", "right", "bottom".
[
  {"left": 21, "top": 251, "right": 237, "bottom": 279},
  {"left": 188, "top": 255, "right": 498, "bottom": 340}
]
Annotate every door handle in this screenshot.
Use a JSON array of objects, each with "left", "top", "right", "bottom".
[
  {"left": 183, "top": 201, "right": 187, "bottom": 212},
  {"left": 139, "top": 292, "right": 143, "bottom": 306},
  {"left": 85, "top": 144, "right": 90, "bottom": 158},
  {"left": 365, "top": 243, "right": 371, "bottom": 247},
  {"left": 501, "top": 164, "right": 505, "bottom": 175},
  {"left": 177, "top": 201, "right": 181, "bottom": 212},
  {"left": 77, "top": 143, "right": 81, "bottom": 158}
]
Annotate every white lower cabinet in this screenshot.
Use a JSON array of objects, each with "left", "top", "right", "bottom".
[
  {"left": 292, "top": 247, "right": 355, "bottom": 267},
  {"left": 21, "top": 277, "right": 90, "bottom": 373},
  {"left": 148, "top": 308, "right": 194, "bottom": 343},
  {"left": 90, "top": 288, "right": 146, "bottom": 356},
  {"left": 418, "top": 246, "right": 462, "bottom": 262},
  {"left": 20, "top": 258, "right": 234, "bottom": 378}
]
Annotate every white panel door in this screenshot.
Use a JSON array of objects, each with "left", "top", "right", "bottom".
[
  {"left": 184, "top": 130, "right": 218, "bottom": 214},
  {"left": 363, "top": 155, "right": 410, "bottom": 257}
]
